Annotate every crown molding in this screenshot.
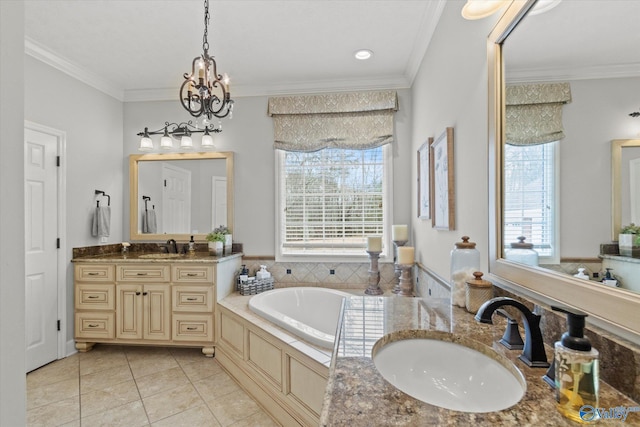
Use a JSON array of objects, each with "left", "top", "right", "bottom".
[
  {"left": 404, "top": 0, "right": 446, "bottom": 86},
  {"left": 25, "top": 37, "right": 124, "bottom": 101},
  {"left": 506, "top": 62, "right": 640, "bottom": 84}
]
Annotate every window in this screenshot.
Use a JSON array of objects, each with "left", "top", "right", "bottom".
[
  {"left": 276, "top": 145, "right": 392, "bottom": 260},
  {"left": 503, "top": 141, "right": 558, "bottom": 261}
]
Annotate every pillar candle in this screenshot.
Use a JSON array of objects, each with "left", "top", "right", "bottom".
[
  {"left": 392, "top": 224, "right": 408, "bottom": 241},
  {"left": 397, "top": 246, "right": 415, "bottom": 265},
  {"left": 367, "top": 236, "right": 382, "bottom": 252}
]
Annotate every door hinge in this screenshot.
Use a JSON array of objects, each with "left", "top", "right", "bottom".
[
  {"left": 56, "top": 156, "right": 61, "bottom": 167},
  {"left": 57, "top": 320, "right": 61, "bottom": 331},
  {"left": 56, "top": 238, "right": 61, "bottom": 249}
]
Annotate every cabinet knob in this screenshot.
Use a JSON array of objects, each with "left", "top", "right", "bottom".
[
  {"left": 143, "top": 292, "right": 148, "bottom": 296},
  {"left": 135, "top": 291, "right": 141, "bottom": 295}
]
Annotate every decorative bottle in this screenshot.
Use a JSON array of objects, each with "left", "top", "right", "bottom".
[
  {"left": 450, "top": 236, "right": 480, "bottom": 307},
  {"left": 505, "top": 236, "right": 538, "bottom": 266}
]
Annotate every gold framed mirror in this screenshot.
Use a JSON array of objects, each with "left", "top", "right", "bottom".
[
  {"left": 129, "top": 152, "right": 234, "bottom": 242},
  {"left": 488, "top": 1, "right": 640, "bottom": 341},
  {"left": 612, "top": 139, "right": 640, "bottom": 240}
]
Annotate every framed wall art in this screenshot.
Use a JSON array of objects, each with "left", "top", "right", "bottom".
[
  {"left": 430, "top": 127, "right": 455, "bottom": 230},
  {"left": 417, "top": 138, "right": 432, "bottom": 219}
]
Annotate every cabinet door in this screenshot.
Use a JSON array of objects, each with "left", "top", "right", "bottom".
[
  {"left": 116, "top": 284, "right": 143, "bottom": 339},
  {"left": 144, "top": 284, "right": 171, "bottom": 341}
]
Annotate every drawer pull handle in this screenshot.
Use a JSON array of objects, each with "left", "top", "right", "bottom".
[
  {"left": 186, "top": 273, "right": 198, "bottom": 277},
  {"left": 87, "top": 295, "right": 99, "bottom": 299},
  {"left": 88, "top": 324, "right": 99, "bottom": 328},
  {"left": 186, "top": 297, "right": 198, "bottom": 301},
  {"left": 136, "top": 272, "right": 148, "bottom": 276},
  {"left": 186, "top": 327, "right": 198, "bottom": 330},
  {"left": 87, "top": 272, "right": 99, "bottom": 276}
]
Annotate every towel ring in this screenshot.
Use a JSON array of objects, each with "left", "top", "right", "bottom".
[{"left": 95, "top": 190, "right": 111, "bottom": 207}]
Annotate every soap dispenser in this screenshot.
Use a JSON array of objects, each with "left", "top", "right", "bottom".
[
  {"left": 188, "top": 235, "right": 196, "bottom": 255},
  {"left": 552, "top": 306, "right": 599, "bottom": 423}
]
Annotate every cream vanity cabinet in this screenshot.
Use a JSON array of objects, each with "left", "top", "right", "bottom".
[{"left": 74, "top": 258, "right": 239, "bottom": 357}]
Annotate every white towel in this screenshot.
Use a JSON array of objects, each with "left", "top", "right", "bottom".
[
  {"left": 142, "top": 210, "right": 157, "bottom": 234},
  {"left": 91, "top": 206, "right": 111, "bottom": 237},
  {"left": 147, "top": 210, "right": 157, "bottom": 233}
]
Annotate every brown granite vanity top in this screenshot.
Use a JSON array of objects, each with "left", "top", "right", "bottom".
[
  {"left": 320, "top": 297, "right": 640, "bottom": 426},
  {"left": 72, "top": 251, "right": 243, "bottom": 263}
]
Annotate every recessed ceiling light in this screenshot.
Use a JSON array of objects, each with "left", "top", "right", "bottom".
[
  {"left": 354, "top": 49, "right": 373, "bottom": 60},
  {"left": 461, "top": 0, "right": 508, "bottom": 20}
]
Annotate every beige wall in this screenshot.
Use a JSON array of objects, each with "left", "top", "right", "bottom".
[
  {"left": 410, "top": 2, "right": 501, "bottom": 280},
  {"left": 0, "top": 2, "right": 26, "bottom": 424}
]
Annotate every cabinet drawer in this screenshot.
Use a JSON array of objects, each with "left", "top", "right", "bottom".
[
  {"left": 75, "top": 312, "right": 115, "bottom": 339},
  {"left": 172, "top": 314, "right": 213, "bottom": 342},
  {"left": 75, "top": 264, "right": 115, "bottom": 282},
  {"left": 75, "top": 284, "right": 115, "bottom": 310},
  {"left": 172, "top": 265, "right": 213, "bottom": 283},
  {"left": 117, "top": 265, "right": 169, "bottom": 282},
  {"left": 172, "top": 286, "right": 214, "bottom": 312}
]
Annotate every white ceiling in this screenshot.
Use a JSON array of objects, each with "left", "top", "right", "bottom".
[{"left": 24, "top": 0, "right": 445, "bottom": 102}]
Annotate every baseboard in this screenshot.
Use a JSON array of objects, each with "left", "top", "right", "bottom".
[{"left": 65, "top": 339, "right": 77, "bottom": 357}]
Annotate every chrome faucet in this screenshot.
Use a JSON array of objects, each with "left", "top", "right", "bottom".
[{"left": 475, "top": 297, "right": 549, "bottom": 368}]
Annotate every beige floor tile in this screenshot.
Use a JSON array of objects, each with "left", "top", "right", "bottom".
[
  {"left": 227, "top": 409, "right": 280, "bottom": 427},
  {"left": 80, "top": 364, "right": 133, "bottom": 394},
  {"left": 142, "top": 383, "right": 204, "bottom": 423},
  {"left": 80, "top": 379, "right": 141, "bottom": 417},
  {"left": 193, "top": 372, "right": 241, "bottom": 404},
  {"left": 206, "top": 389, "right": 261, "bottom": 427},
  {"left": 128, "top": 355, "right": 180, "bottom": 379},
  {"left": 57, "top": 419, "right": 81, "bottom": 427},
  {"left": 81, "top": 400, "right": 149, "bottom": 427},
  {"left": 27, "top": 377, "right": 79, "bottom": 410},
  {"left": 180, "top": 357, "right": 224, "bottom": 382},
  {"left": 27, "top": 356, "right": 79, "bottom": 388},
  {"left": 135, "top": 366, "right": 190, "bottom": 398},
  {"left": 151, "top": 403, "right": 221, "bottom": 427},
  {"left": 125, "top": 346, "right": 172, "bottom": 361},
  {"left": 79, "top": 351, "right": 129, "bottom": 376},
  {"left": 26, "top": 396, "right": 79, "bottom": 427},
  {"left": 169, "top": 347, "right": 207, "bottom": 365}
]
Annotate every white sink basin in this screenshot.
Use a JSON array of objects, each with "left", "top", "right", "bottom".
[
  {"left": 137, "top": 253, "right": 183, "bottom": 259},
  {"left": 372, "top": 331, "right": 526, "bottom": 413}
]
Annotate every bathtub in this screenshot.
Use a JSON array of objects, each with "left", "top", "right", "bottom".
[{"left": 248, "top": 287, "right": 351, "bottom": 349}]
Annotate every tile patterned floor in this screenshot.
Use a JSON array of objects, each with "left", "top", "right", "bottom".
[{"left": 26, "top": 345, "right": 280, "bottom": 427}]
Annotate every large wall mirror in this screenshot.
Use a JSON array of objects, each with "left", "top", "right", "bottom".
[
  {"left": 129, "top": 152, "right": 234, "bottom": 241},
  {"left": 489, "top": 0, "right": 640, "bottom": 341}
]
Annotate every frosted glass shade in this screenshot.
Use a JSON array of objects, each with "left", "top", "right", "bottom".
[{"left": 138, "top": 136, "right": 153, "bottom": 151}]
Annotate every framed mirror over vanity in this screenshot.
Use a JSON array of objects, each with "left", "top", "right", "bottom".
[
  {"left": 129, "top": 151, "right": 234, "bottom": 241},
  {"left": 488, "top": 0, "right": 640, "bottom": 341}
]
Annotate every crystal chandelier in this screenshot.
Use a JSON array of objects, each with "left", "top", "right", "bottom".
[{"left": 179, "top": 0, "right": 234, "bottom": 121}]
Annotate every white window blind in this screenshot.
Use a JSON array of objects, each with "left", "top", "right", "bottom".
[
  {"left": 277, "top": 145, "right": 390, "bottom": 258},
  {"left": 503, "top": 142, "right": 558, "bottom": 259}
]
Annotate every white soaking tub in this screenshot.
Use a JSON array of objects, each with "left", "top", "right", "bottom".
[{"left": 248, "top": 287, "right": 351, "bottom": 349}]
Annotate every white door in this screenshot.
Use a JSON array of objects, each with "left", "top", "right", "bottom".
[
  {"left": 25, "top": 128, "right": 59, "bottom": 372},
  {"left": 162, "top": 163, "right": 191, "bottom": 234},
  {"left": 212, "top": 176, "right": 227, "bottom": 229}
]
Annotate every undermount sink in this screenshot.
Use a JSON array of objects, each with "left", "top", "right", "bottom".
[
  {"left": 137, "top": 253, "right": 183, "bottom": 259},
  {"left": 372, "top": 330, "right": 526, "bottom": 413}
]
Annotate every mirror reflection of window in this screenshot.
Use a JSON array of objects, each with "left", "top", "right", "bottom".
[{"left": 503, "top": 141, "right": 558, "bottom": 262}]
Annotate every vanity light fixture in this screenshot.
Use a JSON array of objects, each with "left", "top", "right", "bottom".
[
  {"left": 136, "top": 121, "right": 221, "bottom": 151},
  {"left": 179, "top": 0, "right": 234, "bottom": 121},
  {"left": 461, "top": 0, "right": 509, "bottom": 20}
]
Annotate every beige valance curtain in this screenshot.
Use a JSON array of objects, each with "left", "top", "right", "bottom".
[
  {"left": 267, "top": 90, "right": 398, "bottom": 151},
  {"left": 506, "top": 82, "right": 572, "bottom": 145}
]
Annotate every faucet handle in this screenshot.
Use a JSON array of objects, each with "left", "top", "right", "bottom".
[{"left": 496, "top": 309, "right": 524, "bottom": 350}]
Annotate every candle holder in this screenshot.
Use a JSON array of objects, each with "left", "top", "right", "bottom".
[
  {"left": 365, "top": 250, "right": 383, "bottom": 295},
  {"left": 392, "top": 239, "right": 408, "bottom": 294},
  {"left": 398, "top": 264, "right": 414, "bottom": 297}
]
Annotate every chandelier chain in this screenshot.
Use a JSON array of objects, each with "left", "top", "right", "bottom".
[{"left": 202, "top": 0, "right": 210, "bottom": 54}]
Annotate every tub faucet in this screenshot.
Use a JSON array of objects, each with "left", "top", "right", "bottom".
[{"left": 475, "top": 297, "right": 549, "bottom": 368}]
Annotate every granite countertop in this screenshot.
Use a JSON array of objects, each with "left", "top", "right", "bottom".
[
  {"left": 321, "top": 296, "right": 640, "bottom": 426},
  {"left": 71, "top": 251, "right": 243, "bottom": 264}
]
